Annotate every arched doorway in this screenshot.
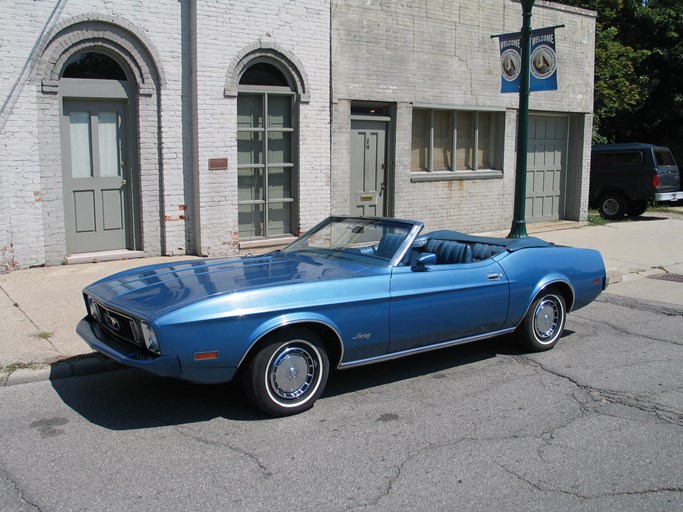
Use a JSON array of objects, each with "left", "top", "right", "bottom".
[{"left": 59, "top": 51, "right": 140, "bottom": 255}]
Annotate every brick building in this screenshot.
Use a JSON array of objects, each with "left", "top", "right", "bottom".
[{"left": 0, "top": 1, "right": 595, "bottom": 271}]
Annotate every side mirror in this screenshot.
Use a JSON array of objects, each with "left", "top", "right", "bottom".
[{"left": 411, "top": 252, "right": 436, "bottom": 272}]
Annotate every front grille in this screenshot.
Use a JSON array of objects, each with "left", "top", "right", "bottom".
[{"left": 92, "top": 301, "right": 144, "bottom": 347}]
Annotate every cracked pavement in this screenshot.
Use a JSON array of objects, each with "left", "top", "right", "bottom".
[{"left": 0, "top": 295, "right": 681, "bottom": 511}]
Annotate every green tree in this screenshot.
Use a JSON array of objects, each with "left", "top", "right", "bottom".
[
  {"left": 560, "top": 0, "right": 683, "bottom": 162},
  {"left": 619, "top": 0, "right": 683, "bottom": 161},
  {"left": 561, "top": 0, "right": 650, "bottom": 143}
]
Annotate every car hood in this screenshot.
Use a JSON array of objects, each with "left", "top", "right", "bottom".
[{"left": 84, "top": 253, "right": 378, "bottom": 318}]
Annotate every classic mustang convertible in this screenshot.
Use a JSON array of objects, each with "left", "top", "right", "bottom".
[{"left": 78, "top": 216, "right": 606, "bottom": 416}]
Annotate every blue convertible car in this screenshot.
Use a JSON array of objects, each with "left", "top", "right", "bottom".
[{"left": 78, "top": 216, "right": 606, "bottom": 416}]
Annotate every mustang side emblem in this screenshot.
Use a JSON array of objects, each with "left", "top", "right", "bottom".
[
  {"left": 105, "top": 313, "right": 120, "bottom": 332},
  {"left": 352, "top": 332, "right": 372, "bottom": 341}
]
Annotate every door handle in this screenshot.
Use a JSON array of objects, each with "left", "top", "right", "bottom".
[{"left": 487, "top": 273, "right": 500, "bottom": 281}]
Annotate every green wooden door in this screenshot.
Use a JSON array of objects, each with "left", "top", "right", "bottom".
[
  {"left": 350, "top": 120, "right": 386, "bottom": 217},
  {"left": 526, "top": 115, "right": 568, "bottom": 222},
  {"left": 62, "top": 100, "right": 130, "bottom": 254}
]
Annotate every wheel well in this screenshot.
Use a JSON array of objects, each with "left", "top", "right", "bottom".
[
  {"left": 590, "top": 188, "right": 628, "bottom": 206},
  {"left": 239, "top": 322, "right": 344, "bottom": 371},
  {"left": 542, "top": 282, "right": 574, "bottom": 311}
]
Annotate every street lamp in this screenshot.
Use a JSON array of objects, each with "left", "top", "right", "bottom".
[{"left": 508, "top": 0, "right": 535, "bottom": 238}]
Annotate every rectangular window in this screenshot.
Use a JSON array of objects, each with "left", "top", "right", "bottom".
[
  {"left": 655, "top": 150, "right": 675, "bottom": 166},
  {"left": 613, "top": 152, "right": 642, "bottom": 167},
  {"left": 69, "top": 111, "right": 93, "bottom": 178},
  {"left": 432, "top": 110, "right": 452, "bottom": 171},
  {"left": 410, "top": 109, "right": 429, "bottom": 171},
  {"left": 237, "top": 91, "right": 295, "bottom": 240},
  {"left": 411, "top": 108, "right": 503, "bottom": 172},
  {"left": 97, "top": 111, "right": 120, "bottom": 178}
]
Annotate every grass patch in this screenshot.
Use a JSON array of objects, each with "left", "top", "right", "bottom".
[
  {"left": 33, "top": 331, "right": 54, "bottom": 340},
  {"left": 1, "top": 361, "right": 44, "bottom": 374},
  {"left": 649, "top": 204, "right": 683, "bottom": 216},
  {"left": 587, "top": 209, "right": 608, "bottom": 226}
]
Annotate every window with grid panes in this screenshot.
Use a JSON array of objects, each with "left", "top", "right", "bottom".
[
  {"left": 411, "top": 109, "right": 503, "bottom": 172},
  {"left": 237, "top": 63, "right": 296, "bottom": 239}
]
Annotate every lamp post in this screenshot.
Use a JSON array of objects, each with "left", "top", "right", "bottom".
[{"left": 507, "top": 0, "right": 535, "bottom": 238}]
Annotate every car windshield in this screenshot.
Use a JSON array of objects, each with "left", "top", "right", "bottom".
[{"left": 282, "top": 217, "right": 414, "bottom": 266}]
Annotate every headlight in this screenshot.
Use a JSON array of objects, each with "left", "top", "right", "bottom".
[
  {"left": 140, "top": 321, "right": 161, "bottom": 354},
  {"left": 86, "top": 295, "right": 101, "bottom": 321}
]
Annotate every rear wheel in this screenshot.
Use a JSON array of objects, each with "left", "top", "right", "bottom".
[
  {"left": 518, "top": 290, "right": 567, "bottom": 351},
  {"left": 597, "top": 193, "right": 626, "bottom": 220},
  {"left": 242, "top": 328, "right": 329, "bottom": 416}
]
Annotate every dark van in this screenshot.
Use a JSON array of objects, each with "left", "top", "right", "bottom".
[{"left": 589, "top": 143, "right": 682, "bottom": 219}]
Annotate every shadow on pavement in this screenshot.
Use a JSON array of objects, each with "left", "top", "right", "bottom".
[
  {"left": 612, "top": 215, "right": 669, "bottom": 223},
  {"left": 50, "top": 332, "right": 554, "bottom": 430}
]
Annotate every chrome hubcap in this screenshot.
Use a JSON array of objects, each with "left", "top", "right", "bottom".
[
  {"left": 269, "top": 346, "right": 316, "bottom": 401},
  {"left": 534, "top": 298, "right": 559, "bottom": 343},
  {"left": 603, "top": 198, "right": 619, "bottom": 216}
]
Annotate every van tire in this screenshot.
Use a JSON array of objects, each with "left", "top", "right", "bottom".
[{"left": 598, "top": 193, "right": 626, "bottom": 220}]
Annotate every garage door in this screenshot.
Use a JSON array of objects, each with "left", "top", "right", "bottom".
[{"left": 525, "top": 115, "right": 568, "bottom": 222}]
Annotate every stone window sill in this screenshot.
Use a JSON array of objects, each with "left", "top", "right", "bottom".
[{"left": 410, "top": 170, "right": 503, "bottom": 183}]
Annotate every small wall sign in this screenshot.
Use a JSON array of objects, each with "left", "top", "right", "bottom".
[{"left": 208, "top": 158, "right": 228, "bottom": 170}]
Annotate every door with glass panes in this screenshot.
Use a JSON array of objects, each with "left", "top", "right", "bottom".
[
  {"left": 237, "top": 91, "right": 295, "bottom": 239},
  {"left": 61, "top": 100, "right": 132, "bottom": 254}
]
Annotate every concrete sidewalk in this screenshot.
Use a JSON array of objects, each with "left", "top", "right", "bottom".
[{"left": 2, "top": 209, "right": 682, "bottom": 385}]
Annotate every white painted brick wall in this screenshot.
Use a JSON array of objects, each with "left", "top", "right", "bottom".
[
  {"left": 1, "top": 0, "right": 330, "bottom": 270},
  {"left": 1, "top": 0, "right": 592, "bottom": 271}
]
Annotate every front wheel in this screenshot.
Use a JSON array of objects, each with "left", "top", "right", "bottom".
[
  {"left": 242, "top": 328, "right": 329, "bottom": 416},
  {"left": 518, "top": 290, "right": 567, "bottom": 351}
]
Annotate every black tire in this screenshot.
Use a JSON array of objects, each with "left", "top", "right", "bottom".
[
  {"left": 626, "top": 199, "right": 648, "bottom": 217},
  {"left": 242, "top": 328, "right": 329, "bottom": 416},
  {"left": 597, "top": 193, "right": 626, "bottom": 220},
  {"left": 518, "top": 290, "right": 567, "bottom": 352}
]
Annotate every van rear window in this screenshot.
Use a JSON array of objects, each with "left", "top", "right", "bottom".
[{"left": 655, "top": 150, "right": 675, "bottom": 166}]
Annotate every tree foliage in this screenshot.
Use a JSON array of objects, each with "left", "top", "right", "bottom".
[{"left": 560, "top": 0, "right": 683, "bottom": 162}]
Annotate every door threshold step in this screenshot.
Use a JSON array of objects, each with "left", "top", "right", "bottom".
[{"left": 66, "top": 250, "right": 146, "bottom": 265}]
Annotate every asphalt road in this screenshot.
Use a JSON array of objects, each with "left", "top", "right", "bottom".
[{"left": 1, "top": 295, "right": 681, "bottom": 512}]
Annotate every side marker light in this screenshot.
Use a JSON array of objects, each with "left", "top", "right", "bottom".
[{"left": 194, "top": 351, "right": 220, "bottom": 361}]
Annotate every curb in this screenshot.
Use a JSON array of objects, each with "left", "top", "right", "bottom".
[
  {"left": 606, "top": 268, "right": 622, "bottom": 286},
  {"left": 1, "top": 354, "right": 124, "bottom": 387}
]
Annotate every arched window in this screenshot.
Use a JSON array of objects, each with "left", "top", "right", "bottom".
[
  {"left": 62, "top": 52, "right": 127, "bottom": 80},
  {"left": 237, "top": 62, "right": 296, "bottom": 240}
]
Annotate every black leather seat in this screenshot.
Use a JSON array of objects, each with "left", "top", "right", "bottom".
[
  {"left": 424, "top": 240, "right": 473, "bottom": 264},
  {"left": 376, "top": 233, "right": 406, "bottom": 259},
  {"left": 471, "top": 243, "right": 502, "bottom": 261}
]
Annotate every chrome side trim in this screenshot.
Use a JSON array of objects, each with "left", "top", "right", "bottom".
[{"left": 337, "top": 327, "right": 517, "bottom": 369}]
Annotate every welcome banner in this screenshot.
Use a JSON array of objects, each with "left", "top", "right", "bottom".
[{"left": 499, "top": 26, "right": 558, "bottom": 93}]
